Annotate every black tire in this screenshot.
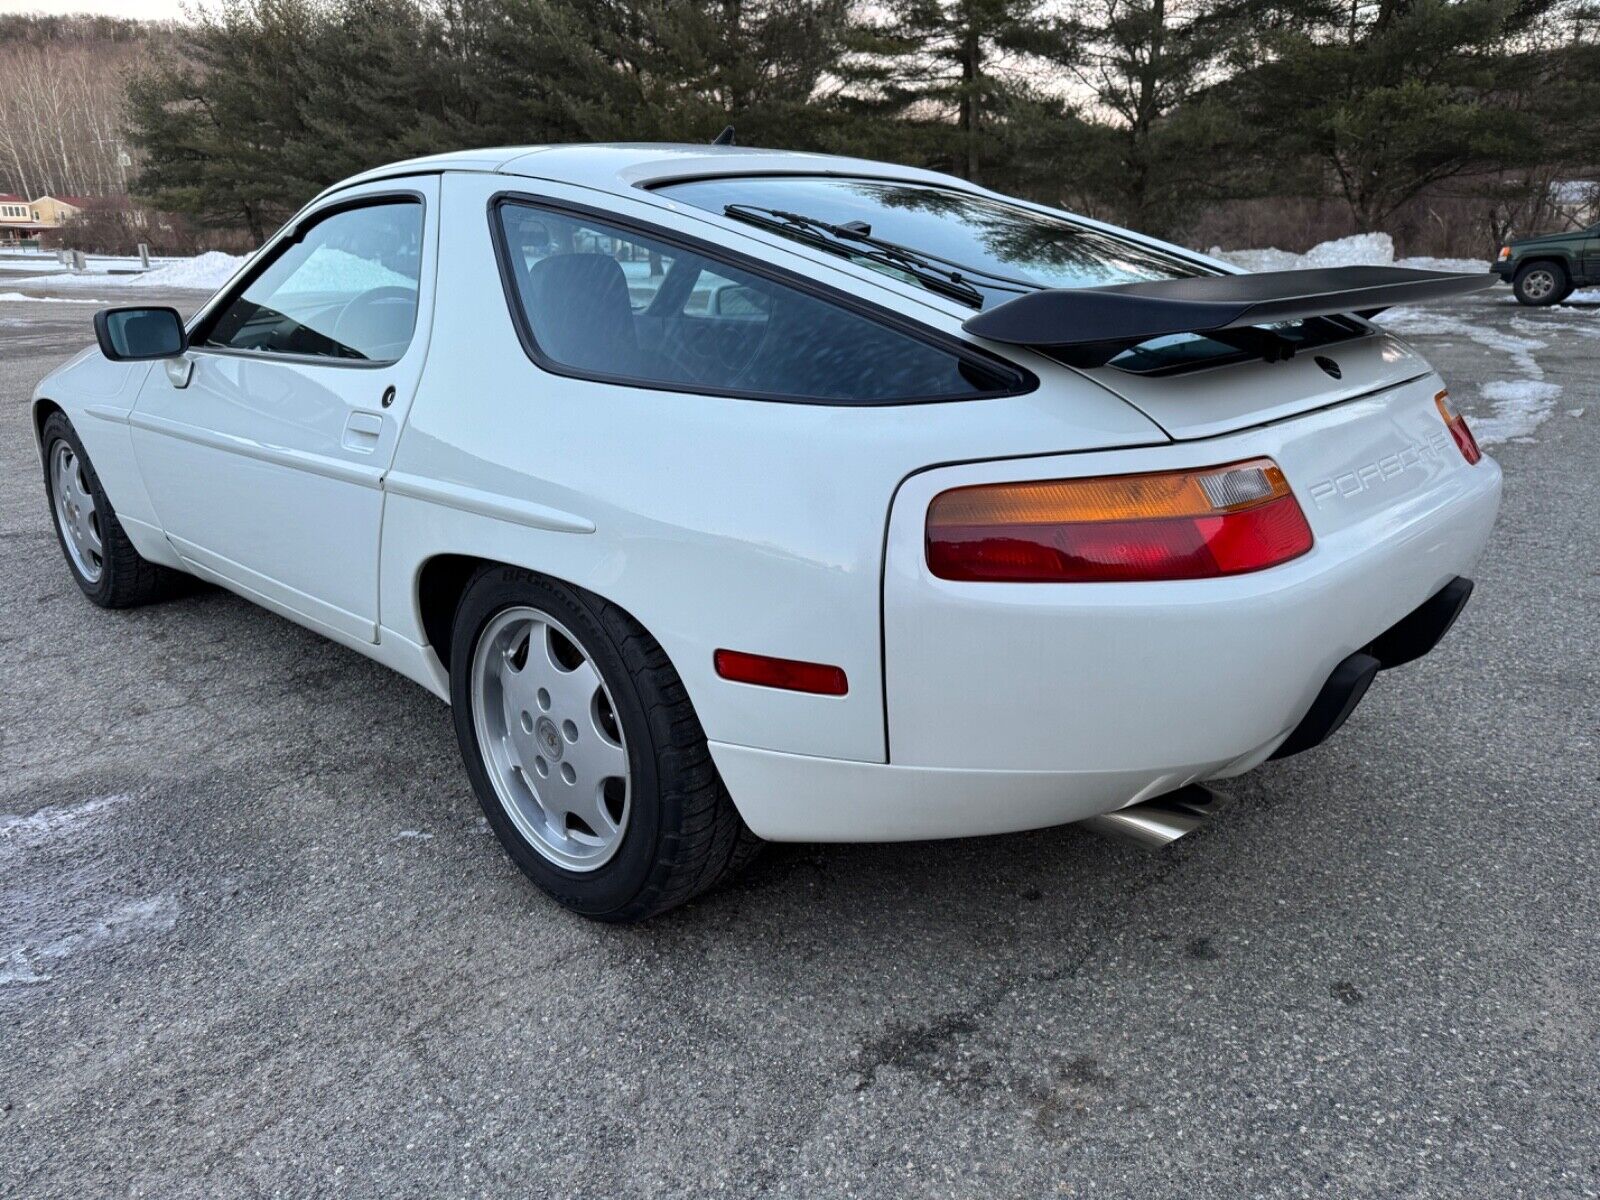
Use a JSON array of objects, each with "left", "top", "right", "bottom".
[
  {"left": 449, "top": 565, "right": 760, "bottom": 922},
  {"left": 1512, "top": 261, "right": 1570, "bottom": 307},
  {"left": 40, "top": 411, "right": 189, "bottom": 609}
]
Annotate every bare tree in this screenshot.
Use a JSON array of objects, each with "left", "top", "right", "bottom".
[{"left": 0, "top": 19, "right": 155, "bottom": 199}]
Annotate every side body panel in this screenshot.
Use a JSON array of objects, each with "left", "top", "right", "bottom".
[
  {"left": 126, "top": 177, "right": 442, "bottom": 643},
  {"left": 380, "top": 171, "right": 1167, "bottom": 763}
]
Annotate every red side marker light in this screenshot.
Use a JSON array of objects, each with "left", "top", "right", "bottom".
[{"left": 714, "top": 649, "right": 848, "bottom": 696}]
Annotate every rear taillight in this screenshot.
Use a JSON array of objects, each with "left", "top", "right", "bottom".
[
  {"left": 1435, "top": 390, "right": 1481, "bottom": 465},
  {"left": 926, "top": 458, "right": 1314, "bottom": 583}
]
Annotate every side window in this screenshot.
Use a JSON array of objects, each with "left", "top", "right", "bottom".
[
  {"left": 202, "top": 199, "right": 423, "bottom": 363},
  {"left": 494, "top": 200, "right": 1019, "bottom": 403}
]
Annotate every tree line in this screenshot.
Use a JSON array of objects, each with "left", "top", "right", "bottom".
[{"left": 4, "top": 1, "right": 1597, "bottom": 254}]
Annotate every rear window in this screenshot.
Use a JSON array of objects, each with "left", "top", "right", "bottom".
[
  {"left": 492, "top": 198, "right": 1025, "bottom": 403},
  {"left": 659, "top": 176, "right": 1362, "bottom": 373}
]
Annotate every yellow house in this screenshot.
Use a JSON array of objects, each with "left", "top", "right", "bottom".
[
  {"left": 0, "top": 194, "right": 94, "bottom": 243},
  {"left": 31, "top": 195, "right": 88, "bottom": 226}
]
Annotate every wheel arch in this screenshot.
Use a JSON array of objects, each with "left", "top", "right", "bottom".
[
  {"left": 31, "top": 397, "right": 65, "bottom": 461},
  {"left": 1517, "top": 255, "right": 1571, "bottom": 280},
  {"left": 414, "top": 553, "right": 675, "bottom": 683}
]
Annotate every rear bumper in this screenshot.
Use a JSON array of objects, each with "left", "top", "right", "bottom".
[
  {"left": 1270, "top": 575, "right": 1473, "bottom": 761},
  {"left": 713, "top": 570, "right": 1489, "bottom": 842},
  {"left": 716, "top": 377, "right": 1502, "bottom": 843}
]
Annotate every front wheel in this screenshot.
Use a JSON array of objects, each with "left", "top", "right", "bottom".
[
  {"left": 449, "top": 567, "right": 758, "bottom": 921},
  {"left": 40, "top": 411, "right": 188, "bottom": 608},
  {"left": 1512, "top": 262, "right": 1569, "bottom": 306}
]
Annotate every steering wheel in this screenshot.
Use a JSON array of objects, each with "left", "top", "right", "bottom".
[
  {"left": 659, "top": 305, "right": 772, "bottom": 384},
  {"left": 331, "top": 286, "right": 417, "bottom": 361}
]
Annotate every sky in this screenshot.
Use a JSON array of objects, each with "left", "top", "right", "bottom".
[{"left": 0, "top": 1, "right": 187, "bottom": 15}]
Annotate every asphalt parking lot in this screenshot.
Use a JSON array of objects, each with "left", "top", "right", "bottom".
[{"left": 2, "top": 282, "right": 1597, "bottom": 1198}]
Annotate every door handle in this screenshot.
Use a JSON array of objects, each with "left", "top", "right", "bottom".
[{"left": 342, "top": 411, "right": 384, "bottom": 453}]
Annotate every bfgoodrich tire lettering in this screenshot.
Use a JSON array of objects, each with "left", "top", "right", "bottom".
[
  {"left": 40, "top": 411, "right": 190, "bottom": 609},
  {"left": 449, "top": 566, "right": 759, "bottom": 921}
]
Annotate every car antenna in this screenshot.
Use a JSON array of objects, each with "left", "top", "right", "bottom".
[{"left": 712, "top": 125, "right": 736, "bottom": 146}]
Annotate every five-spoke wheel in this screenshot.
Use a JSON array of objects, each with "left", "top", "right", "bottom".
[
  {"left": 470, "top": 606, "right": 631, "bottom": 871},
  {"left": 40, "top": 411, "right": 186, "bottom": 608},
  {"left": 450, "top": 568, "right": 759, "bottom": 921},
  {"left": 51, "top": 440, "right": 103, "bottom": 584}
]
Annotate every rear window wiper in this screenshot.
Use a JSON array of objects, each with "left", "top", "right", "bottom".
[{"left": 722, "top": 204, "right": 1030, "bottom": 309}]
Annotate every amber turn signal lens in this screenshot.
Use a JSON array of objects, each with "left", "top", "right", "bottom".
[
  {"left": 1435, "top": 390, "right": 1482, "bottom": 465},
  {"left": 926, "top": 458, "right": 1314, "bottom": 583}
]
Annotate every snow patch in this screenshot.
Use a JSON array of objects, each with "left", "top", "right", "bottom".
[
  {"left": 0, "top": 292, "right": 99, "bottom": 303},
  {"left": 1472, "top": 380, "right": 1564, "bottom": 445},
  {"left": 0, "top": 896, "right": 179, "bottom": 988},
  {"left": 0, "top": 794, "right": 130, "bottom": 854},
  {"left": 1, "top": 793, "right": 182, "bottom": 990}
]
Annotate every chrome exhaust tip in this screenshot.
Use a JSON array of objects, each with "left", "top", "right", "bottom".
[{"left": 1081, "top": 784, "right": 1228, "bottom": 849}]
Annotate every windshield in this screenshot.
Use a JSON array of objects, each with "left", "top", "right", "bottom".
[{"left": 661, "top": 176, "right": 1204, "bottom": 308}]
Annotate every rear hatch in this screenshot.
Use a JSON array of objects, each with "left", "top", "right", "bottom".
[{"left": 1071, "top": 326, "right": 1432, "bottom": 441}]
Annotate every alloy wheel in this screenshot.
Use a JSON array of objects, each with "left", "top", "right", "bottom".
[
  {"left": 51, "top": 440, "right": 103, "bottom": 583},
  {"left": 1521, "top": 268, "right": 1556, "bottom": 301},
  {"left": 469, "top": 605, "right": 631, "bottom": 871}
]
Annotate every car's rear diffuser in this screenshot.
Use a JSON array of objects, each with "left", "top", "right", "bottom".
[{"left": 963, "top": 265, "right": 1499, "bottom": 367}]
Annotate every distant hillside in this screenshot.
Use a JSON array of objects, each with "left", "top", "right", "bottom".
[{"left": 0, "top": 14, "right": 169, "bottom": 200}]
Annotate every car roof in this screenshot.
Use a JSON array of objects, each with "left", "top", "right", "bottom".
[{"left": 314, "top": 143, "right": 978, "bottom": 204}]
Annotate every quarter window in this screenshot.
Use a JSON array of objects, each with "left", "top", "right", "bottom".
[
  {"left": 494, "top": 200, "right": 1020, "bottom": 403},
  {"left": 202, "top": 199, "right": 423, "bottom": 363}
]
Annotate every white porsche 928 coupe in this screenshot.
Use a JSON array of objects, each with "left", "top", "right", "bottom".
[{"left": 35, "top": 144, "right": 1501, "bottom": 921}]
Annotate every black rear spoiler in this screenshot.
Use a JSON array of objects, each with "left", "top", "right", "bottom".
[{"left": 962, "top": 266, "right": 1499, "bottom": 367}]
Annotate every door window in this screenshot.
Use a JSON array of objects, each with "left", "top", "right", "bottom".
[
  {"left": 493, "top": 200, "right": 1023, "bottom": 403},
  {"left": 201, "top": 199, "right": 424, "bottom": 363}
]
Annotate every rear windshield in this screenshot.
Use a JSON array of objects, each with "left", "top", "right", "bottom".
[{"left": 659, "top": 176, "right": 1361, "bottom": 373}]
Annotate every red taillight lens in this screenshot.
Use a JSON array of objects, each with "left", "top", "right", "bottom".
[
  {"left": 1435, "top": 390, "right": 1481, "bottom": 465},
  {"left": 926, "top": 458, "right": 1314, "bottom": 583},
  {"left": 714, "top": 649, "right": 848, "bottom": 695}
]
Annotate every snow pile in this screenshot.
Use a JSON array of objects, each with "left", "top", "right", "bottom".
[
  {"left": 129, "top": 250, "right": 246, "bottom": 291},
  {"left": 1302, "top": 232, "right": 1394, "bottom": 268},
  {"left": 1210, "top": 246, "right": 1304, "bottom": 273},
  {"left": 1210, "top": 233, "right": 1485, "bottom": 275},
  {"left": 274, "top": 247, "right": 412, "bottom": 295}
]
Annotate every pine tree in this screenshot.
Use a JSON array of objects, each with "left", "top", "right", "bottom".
[{"left": 835, "top": 0, "right": 1071, "bottom": 188}]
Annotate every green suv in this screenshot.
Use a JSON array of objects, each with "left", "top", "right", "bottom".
[{"left": 1494, "top": 223, "right": 1600, "bottom": 305}]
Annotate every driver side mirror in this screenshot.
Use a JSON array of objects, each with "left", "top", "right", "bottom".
[{"left": 93, "top": 306, "right": 188, "bottom": 361}]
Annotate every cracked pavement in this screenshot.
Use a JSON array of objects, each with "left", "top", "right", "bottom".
[{"left": 2, "top": 284, "right": 1598, "bottom": 1197}]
